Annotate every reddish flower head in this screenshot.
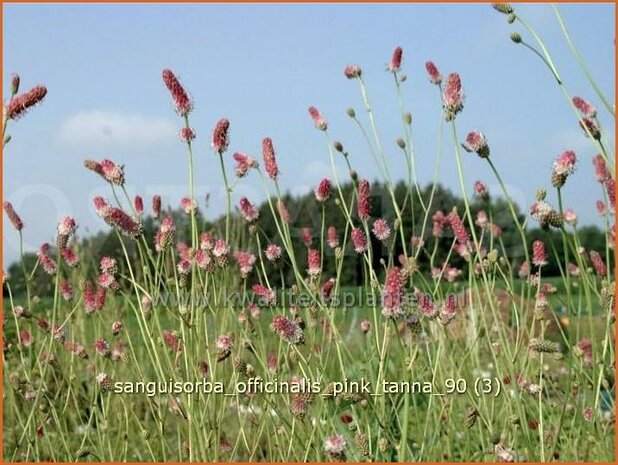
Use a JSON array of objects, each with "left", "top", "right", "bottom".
[
  {"left": 589, "top": 250, "right": 606, "bottom": 277},
  {"left": 233, "top": 152, "right": 258, "bottom": 178},
  {"left": 308, "top": 106, "right": 327, "bottom": 131},
  {"left": 315, "top": 178, "right": 332, "bottom": 202},
  {"left": 307, "top": 248, "right": 321, "bottom": 277},
  {"left": 357, "top": 179, "right": 371, "bottom": 221},
  {"left": 351, "top": 227, "right": 367, "bottom": 253},
  {"left": 3, "top": 202, "right": 23, "bottom": 231},
  {"left": 447, "top": 210, "right": 469, "bottom": 245},
  {"left": 277, "top": 200, "right": 290, "bottom": 223},
  {"left": 262, "top": 137, "right": 279, "bottom": 180},
  {"left": 474, "top": 181, "right": 489, "bottom": 200},
  {"left": 233, "top": 250, "right": 256, "bottom": 278},
  {"left": 5, "top": 85, "right": 47, "bottom": 120},
  {"left": 270, "top": 315, "right": 303, "bottom": 345},
  {"left": 301, "top": 227, "right": 312, "bottom": 246},
  {"left": 425, "top": 61, "right": 442, "bottom": 85},
  {"left": 100, "top": 159, "right": 125, "bottom": 186},
  {"left": 239, "top": 197, "right": 259, "bottom": 222},
  {"left": 372, "top": 218, "right": 391, "bottom": 242},
  {"left": 382, "top": 267, "right": 405, "bottom": 318},
  {"left": 572, "top": 96, "right": 597, "bottom": 118},
  {"left": 592, "top": 155, "right": 610, "bottom": 182},
  {"left": 212, "top": 118, "right": 230, "bottom": 154},
  {"left": 265, "top": 243, "right": 282, "bottom": 261},
  {"left": 389, "top": 46, "right": 403, "bottom": 73},
  {"left": 162, "top": 69, "right": 192, "bottom": 116},
  {"left": 134, "top": 196, "right": 144, "bottom": 216},
  {"left": 179, "top": 127, "right": 196, "bottom": 143},
  {"left": 344, "top": 64, "right": 362, "bottom": 79}
]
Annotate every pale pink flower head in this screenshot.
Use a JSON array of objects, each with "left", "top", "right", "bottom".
[
  {"left": 239, "top": 197, "right": 259, "bottom": 222},
  {"left": 163, "top": 330, "right": 182, "bottom": 352},
  {"left": 462, "top": 131, "right": 489, "bottom": 158},
  {"left": 94, "top": 339, "right": 110, "bottom": 357},
  {"left": 567, "top": 262, "right": 580, "bottom": 277},
  {"left": 552, "top": 150, "right": 577, "bottom": 179},
  {"left": 152, "top": 195, "right": 162, "bottom": 219},
  {"left": 360, "top": 319, "right": 371, "bottom": 334},
  {"left": 563, "top": 209, "right": 577, "bottom": 226},
  {"left": 532, "top": 240, "right": 547, "bottom": 267},
  {"left": 425, "top": 61, "right": 442, "bottom": 85},
  {"left": 518, "top": 260, "right": 530, "bottom": 279},
  {"left": 262, "top": 137, "right": 279, "bottom": 180},
  {"left": 372, "top": 218, "right": 391, "bottom": 242},
  {"left": 314, "top": 178, "right": 332, "bottom": 202},
  {"left": 100, "top": 159, "right": 125, "bottom": 186},
  {"left": 492, "top": 224, "right": 502, "bottom": 237},
  {"left": 344, "top": 64, "right": 362, "bottom": 79},
  {"left": 162, "top": 69, "right": 192, "bottom": 116},
  {"left": 180, "top": 197, "right": 197, "bottom": 214},
  {"left": 195, "top": 250, "right": 213, "bottom": 272},
  {"left": 277, "top": 200, "right": 290, "bottom": 223},
  {"left": 176, "top": 259, "right": 191, "bottom": 275},
  {"left": 307, "top": 248, "right": 321, "bottom": 277},
  {"left": 475, "top": 210, "right": 489, "bottom": 228},
  {"left": 5, "top": 85, "right": 47, "bottom": 120},
  {"left": 60, "top": 280, "right": 74, "bottom": 301},
  {"left": 357, "top": 179, "right": 371, "bottom": 221},
  {"left": 232, "top": 152, "right": 258, "bottom": 178},
  {"left": 200, "top": 231, "right": 214, "bottom": 251},
  {"left": 592, "top": 155, "right": 610, "bottom": 182},
  {"left": 233, "top": 250, "right": 256, "bottom": 278},
  {"left": 589, "top": 250, "right": 606, "bottom": 277},
  {"left": 351, "top": 228, "right": 367, "bottom": 253},
  {"left": 443, "top": 73, "right": 464, "bottom": 120},
  {"left": 212, "top": 118, "right": 230, "bottom": 154},
  {"left": 327, "top": 226, "right": 339, "bottom": 248},
  {"left": 61, "top": 247, "right": 79, "bottom": 267},
  {"left": 410, "top": 235, "right": 424, "bottom": 249},
  {"left": 572, "top": 96, "right": 597, "bottom": 118},
  {"left": 271, "top": 315, "right": 303, "bottom": 345},
  {"left": 155, "top": 217, "right": 175, "bottom": 252},
  {"left": 576, "top": 338, "right": 593, "bottom": 365},
  {"left": 389, "top": 46, "right": 403, "bottom": 73},
  {"left": 308, "top": 106, "right": 327, "bottom": 131},
  {"left": 474, "top": 181, "right": 489, "bottom": 200},
  {"left": 179, "top": 127, "right": 196, "bottom": 143},
  {"left": 322, "top": 278, "right": 336, "bottom": 300},
  {"left": 57, "top": 216, "right": 77, "bottom": 238},
  {"left": 212, "top": 239, "right": 230, "bottom": 265},
  {"left": 596, "top": 200, "right": 607, "bottom": 216},
  {"left": 301, "top": 227, "right": 312, "bottom": 247},
  {"left": 265, "top": 243, "right": 282, "bottom": 261},
  {"left": 323, "top": 433, "right": 347, "bottom": 456},
  {"left": 3, "top": 202, "right": 23, "bottom": 231},
  {"left": 111, "top": 321, "right": 123, "bottom": 336}
]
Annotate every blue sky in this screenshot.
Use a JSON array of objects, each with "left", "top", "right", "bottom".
[{"left": 2, "top": 3, "right": 615, "bottom": 266}]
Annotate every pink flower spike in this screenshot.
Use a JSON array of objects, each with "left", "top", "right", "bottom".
[
  {"left": 382, "top": 267, "right": 404, "bottom": 318},
  {"left": 239, "top": 197, "right": 259, "bottom": 222},
  {"left": 3, "top": 202, "right": 23, "bottom": 231},
  {"left": 307, "top": 248, "right": 321, "bottom": 277},
  {"left": 262, "top": 137, "right": 279, "bottom": 180},
  {"left": 308, "top": 106, "right": 327, "bottom": 131},
  {"left": 462, "top": 131, "right": 489, "bottom": 158},
  {"left": 532, "top": 240, "right": 547, "bottom": 267},
  {"left": 425, "top": 61, "right": 442, "bottom": 85},
  {"left": 232, "top": 152, "right": 258, "bottom": 178},
  {"left": 152, "top": 195, "right": 162, "bottom": 219},
  {"left": 5, "top": 85, "right": 47, "bottom": 120},
  {"left": 443, "top": 73, "right": 464, "bottom": 120},
  {"left": 134, "top": 196, "right": 144, "bottom": 216},
  {"left": 572, "top": 96, "right": 597, "bottom": 118},
  {"left": 265, "top": 243, "right": 282, "bottom": 262},
  {"left": 180, "top": 197, "right": 197, "bottom": 215},
  {"left": 474, "top": 181, "right": 489, "bottom": 199},
  {"left": 212, "top": 118, "right": 230, "bottom": 154},
  {"left": 357, "top": 179, "right": 371, "bottom": 221},
  {"left": 351, "top": 228, "right": 367, "bottom": 253},
  {"left": 180, "top": 127, "right": 196, "bottom": 143},
  {"left": 589, "top": 250, "right": 606, "bottom": 277},
  {"left": 301, "top": 227, "right": 312, "bottom": 247},
  {"left": 162, "top": 69, "right": 192, "bottom": 116},
  {"left": 389, "top": 46, "right": 403, "bottom": 73}
]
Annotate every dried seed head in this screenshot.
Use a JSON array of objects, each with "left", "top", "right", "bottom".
[
  {"left": 492, "top": 3, "right": 514, "bottom": 14},
  {"left": 510, "top": 32, "right": 522, "bottom": 43}
]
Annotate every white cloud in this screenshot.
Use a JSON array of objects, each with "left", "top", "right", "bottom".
[{"left": 58, "top": 110, "right": 177, "bottom": 150}]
